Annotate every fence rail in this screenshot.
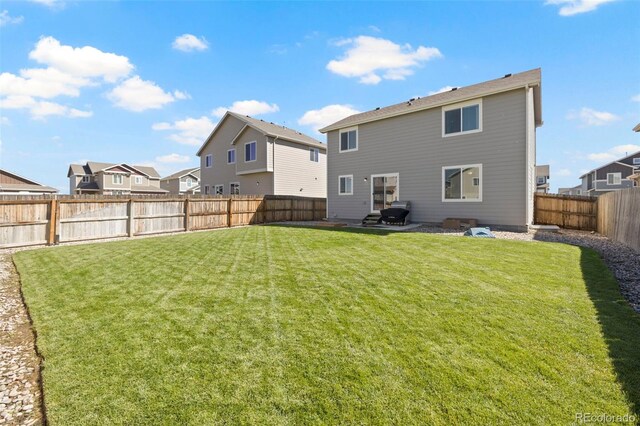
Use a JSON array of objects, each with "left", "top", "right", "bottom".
[
  {"left": 534, "top": 193, "right": 598, "bottom": 231},
  {"left": 0, "top": 195, "right": 326, "bottom": 249},
  {"left": 597, "top": 188, "right": 640, "bottom": 252}
]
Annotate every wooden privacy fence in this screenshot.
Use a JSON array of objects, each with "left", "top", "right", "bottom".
[
  {"left": 597, "top": 188, "right": 640, "bottom": 252},
  {"left": 534, "top": 193, "right": 598, "bottom": 231},
  {"left": 0, "top": 195, "right": 326, "bottom": 249}
]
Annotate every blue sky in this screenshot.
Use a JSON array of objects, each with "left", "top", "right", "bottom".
[{"left": 1, "top": 0, "right": 639, "bottom": 193}]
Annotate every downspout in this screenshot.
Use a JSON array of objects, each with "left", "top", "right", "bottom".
[{"left": 271, "top": 136, "right": 278, "bottom": 194}]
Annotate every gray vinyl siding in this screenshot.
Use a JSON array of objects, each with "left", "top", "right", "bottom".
[
  {"left": 235, "top": 127, "right": 268, "bottom": 174},
  {"left": 160, "top": 178, "right": 180, "bottom": 194},
  {"left": 327, "top": 89, "right": 529, "bottom": 228},
  {"left": 273, "top": 139, "right": 327, "bottom": 197}
]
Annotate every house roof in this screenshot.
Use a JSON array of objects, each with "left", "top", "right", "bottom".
[
  {"left": 536, "top": 164, "right": 550, "bottom": 176},
  {"left": 634, "top": 122, "right": 640, "bottom": 132},
  {"left": 0, "top": 183, "right": 58, "bottom": 193},
  {"left": 67, "top": 161, "right": 161, "bottom": 178},
  {"left": 197, "top": 111, "right": 325, "bottom": 156},
  {"left": 319, "top": 68, "right": 543, "bottom": 133},
  {"left": 579, "top": 151, "right": 640, "bottom": 178},
  {"left": 161, "top": 167, "right": 200, "bottom": 181},
  {"left": 130, "top": 185, "right": 169, "bottom": 193}
]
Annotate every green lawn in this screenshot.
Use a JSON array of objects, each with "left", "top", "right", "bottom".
[{"left": 14, "top": 226, "right": 640, "bottom": 425}]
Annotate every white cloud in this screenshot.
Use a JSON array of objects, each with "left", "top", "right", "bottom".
[
  {"left": 567, "top": 107, "right": 621, "bottom": 126},
  {"left": 587, "top": 144, "right": 640, "bottom": 162},
  {"left": 152, "top": 116, "right": 215, "bottom": 146},
  {"left": 0, "top": 10, "right": 24, "bottom": 26},
  {"left": 632, "top": 94, "right": 640, "bottom": 102},
  {"left": 428, "top": 86, "right": 456, "bottom": 96},
  {"left": 29, "top": 0, "right": 63, "bottom": 6},
  {"left": 0, "top": 117, "right": 10, "bottom": 125},
  {"left": 298, "top": 104, "right": 361, "bottom": 132},
  {"left": 172, "top": 34, "right": 209, "bottom": 52},
  {"left": 0, "top": 67, "right": 92, "bottom": 99},
  {"left": 327, "top": 36, "right": 442, "bottom": 85},
  {"left": 212, "top": 100, "right": 279, "bottom": 118},
  {"left": 107, "top": 76, "right": 180, "bottom": 112},
  {"left": 155, "top": 153, "right": 191, "bottom": 164},
  {"left": 0, "top": 95, "right": 92, "bottom": 119},
  {"left": 557, "top": 168, "right": 572, "bottom": 177},
  {"left": 30, "top": 36, "right": 133, "bottom": 82},
  {"left": 368, "top": 25, "right": 381, "bottom": 33},
  {"left": 546, "top": 0, "right": 616, "bottom": 16},
  {"left": 173, "top": 90, "right": 191, "bottom": 100}
]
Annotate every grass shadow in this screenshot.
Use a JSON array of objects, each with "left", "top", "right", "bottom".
[
  {"left": 263, "top": 223, "right": 399, "bottom": 236},
  {"left": 580, "top": 247, "right": 640, "bottom": 417}
]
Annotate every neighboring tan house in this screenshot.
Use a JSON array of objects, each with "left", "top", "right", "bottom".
[
  {"left": 319, "top": 68, "right": 543, "bottom": 231},
  {"left": 160, "top": 168, "right": 201, "bottom": 194},
  {"left": 0, "top": 169, "right": 58, "bottom": 195},
  {"left": 579, "top": 150, "right": 640, "bottom": 196},
  {"left": 67, "top": 161, "right": 168, "bottom": 195},
  {"left": 558, "top": 185, "right": 583, "bottom": 196},
  {"left": 196, "top": 111, "right": 327, "bottom": 197},
  {"left": 536, "top": 164, "right": 550, "bottom": 193}
]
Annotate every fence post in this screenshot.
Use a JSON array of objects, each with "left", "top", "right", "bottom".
[
  {"left": 184, "top": 198, "right": 190, "bottom": 232},
  {"left": 127, "top": 199, "right": 134, "bottom": 237},
  {"left": 227, "top": 198, "right": 233, "bottom": 228},
  {"left": 47, "top": 199, "right": 57, "bottom": 245},
  {"left": 312, "top": 198, "right": 316, "bottom": 221}
]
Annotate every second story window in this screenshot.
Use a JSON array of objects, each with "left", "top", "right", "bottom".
[
  {"left": 205, "top": 154, "right": 213, "bottom": 168},
  {"left": 245, "top": 142, "right": 256, "bottom": 162},
  {"left": 112, "top": 174, "right": 124, "bottom": 185},
  {"left": 227, "top": 149, "right": 236, "bottom": 164},
  {"left": 186, "top": 178, "right": 193, "bottom": 187},
  {"left": 81, "top": 175, "right": 90, "bottom": 183},
  {"left": 443, "top": 100, "right": 481, "bottom": 136},
  {"left": 134, "top": 176, "right": 143, "bottom": 185},
  {"left": 310, "top": 148, "right": 319, "bottom": 162},
  {"left": 339, "top": 128, "right": 357, "bottom": 152}
]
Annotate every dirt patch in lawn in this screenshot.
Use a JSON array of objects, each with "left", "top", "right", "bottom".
[{"left": 0, "top": 253, "right": 44, "bottom": 425}]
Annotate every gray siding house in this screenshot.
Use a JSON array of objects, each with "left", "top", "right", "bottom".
[
  {"left": 558, "top": 185, "right": 583, "bottom": 196},
  {"left": 536, "top": 164, "right": 550, "bottom": 193},
  {"left": 196, "top": 112, "right": 327, "bottom": 197},
  {"left": 319, "top": 69, "right": 543, "bottom": 231},
  {"left": 160, "top": 168, "right": 200, "bottom": 194},
  {"left": 68, "top": 162, "right": 168, "bottom": 195},
  {"left": 579, "top": 151, "right": 640, "bottom": 196}
]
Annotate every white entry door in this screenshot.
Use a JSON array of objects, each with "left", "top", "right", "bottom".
[{"left": 371, "top": 173, "right": 399, "bottom": 213}]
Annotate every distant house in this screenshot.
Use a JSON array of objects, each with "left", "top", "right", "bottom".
[
  {"left": 0, "top": 169, "right": 58, "bottom": 195},
  {"left": 196, "top": 111, "right": 327, "bottom": 197},
  {"left": 319, "top": 69, "right": 542, "bottom": 231},
  {"left": 536, "top": 165, "right": 550, "bottom": 193},
  {"left": 579, "top": 151, "right": 640, "bottom": 196},
  {"left": 558, "top": 185, "right": 583, "bottom": 196},
  {"left": 67, "top": 161, "right": 168, "bottom": 195},
  {"left": 160, "top": 168, "right": 200, "bottom": 194},
  {"left": 634, "top": 123, "right": 640, "bottom": 132}
]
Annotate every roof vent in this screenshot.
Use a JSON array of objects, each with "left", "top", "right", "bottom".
[
  {"left": 451, "top": 87, "right": 458, "bottom": 91},
  {"left": 409, "top": 98, "right": 416, "bottom": 102},
  {"left": 503, "top": 73, "right": 512, "bottom": 78},
  {"left": 407, "top": 101, "right": 412, "bottom": 106},
  {"left": 375, "top": 107, "right": 380, "bottom": 110}
]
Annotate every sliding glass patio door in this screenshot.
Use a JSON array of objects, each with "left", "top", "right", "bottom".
[{"left": 371, "top": 174, "right": 399, "bottom": 212}]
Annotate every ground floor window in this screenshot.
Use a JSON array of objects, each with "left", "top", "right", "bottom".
[
  {"left": 230, "top": 182, "right": 240, "bottom": 195},
  {"left": 607, "top": 173, "right": 621, "bottom": 185},
  {"left": 214, "top": 185, "right": 224, "bottom": 195},
  {"left": 443, "top": 164, "right": 482, "bottom": 201},
  {"left": 203, "top": 185, "right": 210, "bottom": 195},
  {"left": 338, "top": 175, "right": 353, "bottom": 195}
]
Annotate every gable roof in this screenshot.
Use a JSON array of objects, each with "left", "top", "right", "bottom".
[
  {"left": 197, "top": 111, "right": 325, "bottom": 156},
  {"left": 319, "top": 68, "right": 542, "bottom": 133},
  {"left": 67, "top": 161, "right": 161, "bottom": 178},
  {"left": 161, "top": 167, "right": 200, "bottom": 181},
  {"left": 579, "top": 150, "right": 640, "bottom": 178},
  {"left": 0, "top": 169, "right": 58, "bottom": 193}
]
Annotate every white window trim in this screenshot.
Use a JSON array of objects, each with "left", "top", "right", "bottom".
[
  {"left": 230, "top": 182, "right": 240, "bottom": 195},
  {"left": 442, "top": 98, "right": 483, "bottom": 138},
  {"left": 441, "top": 164, "right": 483, "bottom": 202},
  {"left": 134, "top": 176, "right": 143, "bottom": 185},
  {"left": 112, "top": 174, "right": 124, "bottom": 185},
  {"left": 338, "top": 127, "right": 358, "bottom": 153},
  {"left": 214, "top": 184, "right": 224, "bottom": 195},
  {"left": 338, "top": 174, "right": 353, "bottom": 196},
  {"left": 310, "top": 147, "right": 320, "bottom": 162},
  {"left": 227, "top": 148, "right": 236, "bottom": 164},
  {"left": 607, "top": 172, "right": 622, "bottom": 185},
  {"left": 633, "top": 158, "right": 640, "bottom": 165},
  {"left": 205, "top": 154, "right": 213, "bottom": 168},
  {"left": 203, "top": 185, "right": 210, "bottom": 195},
  {"left": 244, "top": 141, "right": 257, "bottom": 163},
  {"left": 370, "top": 173, "right": 399, "bottom": 213},
  {"left": 81, "top": 175, "right": 90, "bottom": 183}
]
